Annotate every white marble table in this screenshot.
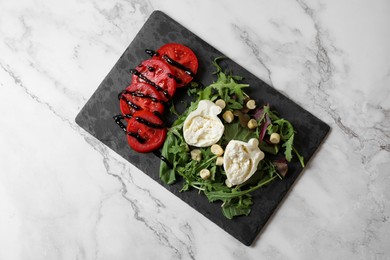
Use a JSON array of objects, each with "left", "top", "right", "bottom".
[{"left": 1, "top": 0, "right": 389, "bottom": 259}]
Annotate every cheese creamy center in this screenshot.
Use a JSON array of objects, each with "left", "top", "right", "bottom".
[
  {"left": 183, "top": 100, "right": 224, "bottom": 147},
  {"left": 224, "top": 138, "right": 265, "bottom": 186}
]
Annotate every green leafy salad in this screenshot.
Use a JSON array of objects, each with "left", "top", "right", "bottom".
[{"left": 159, "top": 58, "right": 304, "bottom": 219}]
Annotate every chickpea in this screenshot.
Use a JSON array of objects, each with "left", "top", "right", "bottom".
[
  {"left": 270, "top": 133, "right": 281, "bottom": 144},
  {"left": 200, "top": 169, "right": 211, "bottom": 180},
  {"left": 211, "top": 144, "right": 224, "bottom": 156},
  {"left": 222, "top": 110, "right": 234, "bottom": 123},
  {"left": 215, "top": 99, "right": 226, "bottom": 109}
]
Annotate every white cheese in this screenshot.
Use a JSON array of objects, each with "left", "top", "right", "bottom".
[
  {"left": 223, "top": 138, "right": 265, "bottom": 186},
  {"left": 183, "top": 100, "right": 224, "bottom": 147}
]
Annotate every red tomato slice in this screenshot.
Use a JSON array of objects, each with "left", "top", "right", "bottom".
[
  {"left": 119, "top": 82, "right": 165, "bottom": 119},
  {"left": 131, "top": 59, "right": 176, "bottom": 102},
  {"left": 126, "top": 110, "right": 167, "bottom": 153},
  {"left": 154, "top": 43, "right": 198, "bottom": 87}
]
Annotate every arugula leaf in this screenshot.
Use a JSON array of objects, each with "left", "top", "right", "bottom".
[
  {"left": 225, "top": 98, "right": 243, "bottom": 110},
  {"left": 187, "top": 81, "right": 200, "bottom": 96},
  {"left": 208, "top": 57, "right": 249, "bottom": 106},
  {"left": 169, "top": 103, "right": 180, "bottom": 117},
  {"left": 274, "top": 119, "right": 294, "bottom": 140},
  {"left": 222, "top": 121, "right": 257, "bottom": 145},
  {"left": 159, "top": 133, "right": 177, "bottom": 184},
  {"left": 159, "top": 58, "right": 305, "bottom": 220},
  {"left": 259, "top": 141, "right": 279, "bottom": 155},
  {"left": 293, "top": 147, "right": 305, "bottom": 167},
  {"left": 259, "top": 104, "right": 305, "bottom": 167},
  {"left": 221, "top": 195, "right": 252, "bottom": 219},
  {"left": 169, "top": 141, "right": 188, "bottom": 162},
  {"left": 160, "top": 57, "right": 252, "bottom": 183},
  {"left": 209, "top": 78, "right": 249, "bottom": 105},
  {"left": 282, "top": 134, "right": 294, "bottom": 162},
  {"left": 205, "top": 174, "right": 278, "bottom": 201},
  {"left": 262, "top": 104, "right": 279, "bottom": 121}
]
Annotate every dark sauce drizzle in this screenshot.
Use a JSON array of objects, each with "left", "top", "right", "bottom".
[
  {"left": 152, "top": 111, "right": 164, "bottom": 121},
  {"left": 119, "top": 90, "right": 165, "bottom": 104},
  {"left": 114, "top": 48, "right": 198, "bottom": 163},
  {"left": 167, "top": 73, "right": 183, "bottom": 84},
  {"left": 113, "top": 114, "right": 164, "bottom": 143},
  {"left": 145, "top": 49, "right": 158, "bottom": 57},
  {"left": 130, "top": 69, "right": 171, "bottom": 100},
  {"left": 114, "top": 114, "right": 170, "bottom": 165},
  {"left": 162, "top": 54, "right": 195, "bottom": 77},
  {"left": 128, "top": 132, "right": 146, "bottom": 144},
  {"left": 114, "top": 114, "right": 171, "bottom": 165},
  {"left": 113, "top": 114, "right": 129, "bottom": 133},
  {"left": 135, "top": 116, "right": 164, "bottom": 129},
  {"left": 145, "top": 49, "right": 195, "bottom": 78},
  {"left": 128, "top": 91, "right": 158, "bottom": 102},
  {"left": 120, "top": 95, "right": 141, "bottom": 111},
  {"left": 117, "top": 91, "right": 168, "bottom": 120},
  {"left": 153, "top": 150, "right": 173, "bottom": 169},
  {"left": 147, "top": 65, "right": 155, "bottom": 72}
]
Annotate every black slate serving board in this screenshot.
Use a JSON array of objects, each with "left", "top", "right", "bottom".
[{"left": 75, "top": 10, "right": 330, "bottom": 246}]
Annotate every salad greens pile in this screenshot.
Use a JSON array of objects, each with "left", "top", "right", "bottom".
[{"left": 159, "top": 58, "right": 304, "bottom": 219}]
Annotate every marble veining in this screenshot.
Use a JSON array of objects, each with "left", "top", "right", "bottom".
[
  {"left": 1, "top": 0, "right": 389, "bottom": 259},
  {"left": 231, "top": 24, "right": 275, "bottom": 87}
]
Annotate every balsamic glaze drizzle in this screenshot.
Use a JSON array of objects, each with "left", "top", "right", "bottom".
[
  {"left": 130, "top": 69, "right": 171, "bottom": 100},
  {"left": 167, "top": 73, "right": 183, "bottom": 84},
  {"left": 153, "top": 111, "right": 164, "bottom": 120},
  {"left": 114, "top": 114, "right": 171, "bottom": 165},
  {"left": 114, "top": 47, "right": 199, "bottom": 158},
  {"left": 145, "top": 49, "right": 158, "bottom": 57},
  {"left": 120, "top": 95, "right": 141, "bottom": 111},
  {"left": 128, "top": 131, "right": 146, "bottom": 144},
  {"left": 113, "top": 114, "right": 128, "bottom": 133},
  {"left": 147, "top": 65, "right": 155, "bottom": 72},
  {"left": 113, "top": 114, "right": 163, "bottom": 143},
  {"left": 120, "top": 90, "right": 163, "bottom": 104},
  {"left": 145, "top": 49, "right": 196, "bottom": 78},
  {"left": 117, "top": 90, "right": 124, "bottom": 100},
  {"left": 135, "top": 116, "right": 164, "bottom": 129},
  {"left": 162, "top": 54, "right": 195, "bottom": 77},
  {"left": 153, "top": 150, "right": 173, "bottom": 169}
]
